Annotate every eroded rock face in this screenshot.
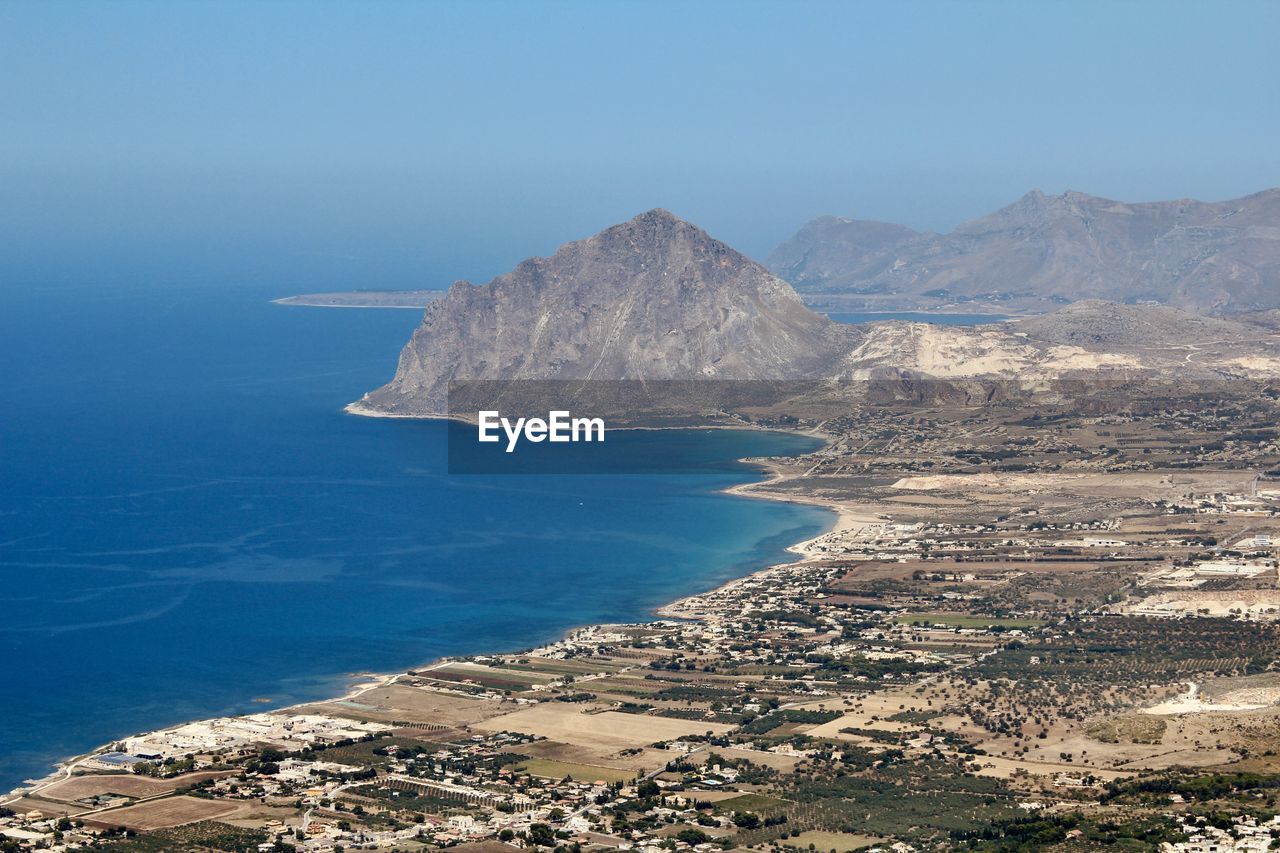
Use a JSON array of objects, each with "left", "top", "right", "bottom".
[
  {"left": 770, "top": 188, "right": 1280, "bottom": 315},
  {"left": 353, "top": 209, "right": 857, "bottom": 415}
]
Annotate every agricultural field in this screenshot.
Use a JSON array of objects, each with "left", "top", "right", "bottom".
[
  {"left": 473, "top": 702, "right": 734, "bottom": 751},
  {"left": 784, "top": 830, "right": 885, "bottom": 852},
  {"left": 50, "top": 770, "right": 235, "bottom": 803},
  {"left": 297, "top": 681, "right": 505, "bottom": 726},
  {"left": 89, "top": 795, "right": 242, "bottom": 830},
  {"left": 425, "top": 662, "right": 557, "bottom": 692},
  {"left": 39, "top": 775, "right": 176, "bottom": 802},
  {"left": 890, "top": 612, "right": 1046, "bottom": 629},
  {"left": 507, "top": 757, "right": 635, "bottom": 784},
  {"left": 711, "top": 792, "right": 789, "bottom": 814},
  {"left": 97, "top": 821, "right": 267, "bottom": 852}
]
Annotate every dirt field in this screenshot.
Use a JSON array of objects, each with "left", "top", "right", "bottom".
[
  {"left": 716, "top": 742, "right": 793, "bottom": 768},
  {"left": 520, "top": 739, "right": 671, "bottom": 773},
  {"left": 39, "top": 775, "right": 173, "bottom": 801},
  {"left": 968, "top": 753, "right": 1129, "bottom": 782},
  {"left": 509, "top": 758, "right": 635, "bottom": 783},
  {"left": 588, "top": 676, "right": 667, "bottom": 695},
  {"left": 473, "top": 703, "right": 734, "bottom": 751},
  {"left": 89, "top": 795, "right": 242, "bottom": 830},
  {"left": 2, "top": 797, "right": 84, "bottom": 818},
  {"left": 40, "top": 770, "right": 234, "bottom": 803},
  {"left": 429, "top": 662, "right": 556, "bottom": 691},
  {"left": 502, "top": 657, "right": 625, "bottom": 675},
  {"left": 790, "top": 830, "right": 885, "bottom": 851},
  {"left": 297, "top": 683, "right": 506, "bottom": 726}
]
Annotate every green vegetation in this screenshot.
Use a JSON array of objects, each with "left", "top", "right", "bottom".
[
  {"left": 892, "top": 613, "right": 1046, "bottom": 630},
  {"left": 748, "top": 609, "right": 826, "bottom": 628},
  {"left": 312, "top": 736, "right": 434, "bottom": 767},
  {"left": 741, "top": 709, "right": 842, "bottom": 734},
  {"left": 349, "top": 783, "right": 476, "bottom": 816},
  {"left": 97, "top": 821, "right": 267, "bottom": 852},
  {"left": 954, "top": 812, "right": 1181, "bottom": 850},
  {"left": 977, "top": 617, "right": 1280, "bottom": 686},
  {"left": 1086, "top": 715, "right": 1167, "bottom": 745},
  {"left": 1106, "top": 771, "right": 1280, "bottom": 803},
  {"left": 712, "top": 793, "right": 788, "bottom": 814}
]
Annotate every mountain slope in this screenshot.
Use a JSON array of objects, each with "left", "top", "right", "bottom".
[
  {"left": 352, "top": 209, "right": 856, "bottom": 415},
  {"left": 1012, "top": 299, "right": 1261, "bottom": 349},
  {"left": 766, "top": 216, "right": 923, "bottom": 291},
  {"left": 771, "top": 188, "right": 1280, "bottom": 315}
]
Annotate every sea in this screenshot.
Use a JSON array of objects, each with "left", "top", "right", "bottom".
[{"left": 0, "top": 282, "right": 831, "bottom": 792}]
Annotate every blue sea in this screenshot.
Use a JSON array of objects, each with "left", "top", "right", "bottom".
[{"left": 0, "top": 282, "right": 830, "bottom": 792}]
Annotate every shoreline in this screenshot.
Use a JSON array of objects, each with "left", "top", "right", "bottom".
[
  {"left": 272, "top": 291, "right": 443, "bottom": 309},
  {"left": 344, "top": 400, "right": 449, "bottom": 419},
  {"left": 4, "top": 424, "right": 848, "bottom": 804},
  {"left": 343, "top": 398, "right": 830, "bottom": 437}
]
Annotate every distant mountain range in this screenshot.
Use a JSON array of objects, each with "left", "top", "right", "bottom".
[
  {"left": 768, "top": 188, "right": 1280, "bottom": 315},
  {"left": 352, "top": 209, "right": 1280, "bottom": 419}
]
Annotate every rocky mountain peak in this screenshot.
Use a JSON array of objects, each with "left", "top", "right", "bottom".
[{"left": 352, "top": 211, "right": 855, "bottom": 416}]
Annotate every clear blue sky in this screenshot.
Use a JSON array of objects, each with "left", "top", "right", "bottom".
[{"left": 2, "top": 0, "right": 1278, "bottom": 290}]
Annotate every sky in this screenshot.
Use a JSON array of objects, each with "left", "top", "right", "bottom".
[{"left": 2, "top": 0, "right": 1279, "bottom": 291}]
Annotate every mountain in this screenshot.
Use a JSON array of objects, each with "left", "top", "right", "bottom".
[
  {"left": 1012, "top": 299, "right": 1260, "bottom": 349},
  {"left": 769, "top": 189, "right": 1280, "bottom": 315},
  {"left": 352, "top": 212, "right": 1280, "bottom": 420},
  {"left": 767, "top": 216, "right": 924, "bottom": 291},
  {"left": 351, "top": 209, "right": 857, "bottom": 416}
]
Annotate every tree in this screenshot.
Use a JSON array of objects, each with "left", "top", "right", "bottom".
[{"left": 527, "top": 823, "right": 556, "bottom": 846}]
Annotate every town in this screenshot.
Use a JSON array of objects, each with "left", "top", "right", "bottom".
[{"left": 7, "top": 381, "right": 1280, "bottom": 852}]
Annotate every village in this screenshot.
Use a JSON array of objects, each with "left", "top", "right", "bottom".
[{"left": 8, "top": 385, "right": 1280, "bottom": 851}]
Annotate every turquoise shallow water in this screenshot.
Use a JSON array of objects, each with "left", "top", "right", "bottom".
[{"left": 0, "top": 282, "right": 830, "bottom": 791}]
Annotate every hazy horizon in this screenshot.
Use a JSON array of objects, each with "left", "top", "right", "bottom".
[{"left": 3, "top": 0, "right": 1278, "bottom": 291}]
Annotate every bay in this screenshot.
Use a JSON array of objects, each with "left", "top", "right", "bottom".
[{"left": 0, "top": 282, "right": 829, "bottom": 790}]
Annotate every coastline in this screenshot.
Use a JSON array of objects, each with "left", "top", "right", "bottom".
[
  {"left": 722, "top": 452, "right": 881, "bottom": 554},
  {"left": 272, "top": 291, "right": 444, "bottom": 309},
  {"left": 4, "top": 424, "right": 847, "bottom": 805},
  {"left": 343, "top": 400, "right": 449, "bottom": 419},
  {"left": 343, "top": 398, "right": 829, "bottom": 435}
]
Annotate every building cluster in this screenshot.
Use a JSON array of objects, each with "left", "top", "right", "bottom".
[
  {"left": 1161, "top": 813, "right": 1280, "bottom": 852},
  {"left": 118, "top": 714, "right": 392, "bottom": 763}
]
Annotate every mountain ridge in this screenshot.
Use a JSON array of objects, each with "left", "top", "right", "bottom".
[
  {"left": 353, "top": 210, "right": 1280, "bottom": 419},
  {"left": 768, "top": 188, "right": 1280, "bottom": 315}
]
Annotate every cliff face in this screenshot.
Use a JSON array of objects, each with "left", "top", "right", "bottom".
[
  {"left": 770, "top": 189, "right": 1280, "bottom": 315},
  {"left": 354, "top": 209, "right": 856, "bottom": 415}
]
